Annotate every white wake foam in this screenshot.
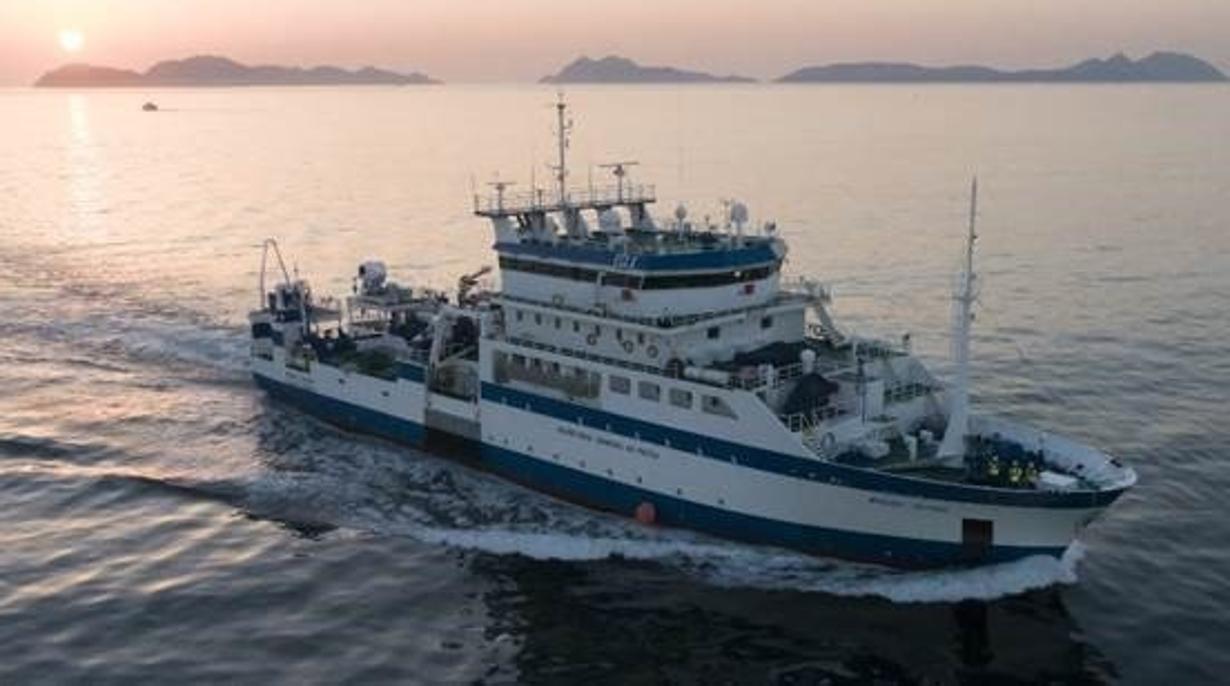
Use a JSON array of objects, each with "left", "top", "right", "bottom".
[{"left": 231, "top": 430, "right": 1086, "bottom": 604}]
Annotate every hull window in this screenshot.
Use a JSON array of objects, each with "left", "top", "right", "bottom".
[
  {"left": 609, "top": 375, "right": 631, "bottom": 394},
  {"left": 638, "top": 381, "right": 661, "bottom": 402}
]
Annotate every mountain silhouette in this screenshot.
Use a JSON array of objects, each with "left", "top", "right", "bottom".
[
  {"left": 35, "top": 55, "right": 440, "bottom": 87},
  {"left": 541, "top": 56, "right": 755, "bottom": 84},
  {"left": 778, "top": 52, "right": 1226, "bottom": 83}
]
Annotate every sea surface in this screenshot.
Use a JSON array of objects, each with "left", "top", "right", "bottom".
[{"left": 0, "top": 84, "right": 1227, "bottom": 685}]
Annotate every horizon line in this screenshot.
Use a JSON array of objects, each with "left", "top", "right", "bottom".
[{"left": 16, "top": 49, "right": 1230, "bottom": 87}]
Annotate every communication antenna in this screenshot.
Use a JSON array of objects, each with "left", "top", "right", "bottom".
[
  {"left": 529, "top": 164, "right": 537, "bottom": 207},
  {"left": 487, "top": 180, "right": 516, "bottom": 212},
  {"left": 599, "top": 161, "right": 639, "bottom": 202}
]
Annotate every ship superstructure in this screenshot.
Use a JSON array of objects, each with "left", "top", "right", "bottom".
[{"left": 248, "top": 98, "right": 1135, "bottom": 567}]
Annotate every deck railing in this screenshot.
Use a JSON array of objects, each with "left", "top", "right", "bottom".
[
  {"left": 778, "top": 404, "right": 853, "bottom": 434},
  {"left": 497, "top": 291, "right": 810, "bottom": 331},
  {"left": 474, "top": 184, "right": 656, "bottom": 215}
]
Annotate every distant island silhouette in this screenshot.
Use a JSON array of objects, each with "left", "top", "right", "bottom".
[
  {"left": 32, "top": 51, "right": 1225, "bottom": 87},
  {"left": 35, "top": 55, "right": 440, "bottom": 87},
  {"left": 541, "top": 56, "right": 755, "bottom": 84},
  {"left": 778, "top": 52, "right": 1226, "bottom": 83}
]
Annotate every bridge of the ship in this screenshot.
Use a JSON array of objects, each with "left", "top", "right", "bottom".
[{"left": 495, "top": 236, "right": 780, "bottom": 272}]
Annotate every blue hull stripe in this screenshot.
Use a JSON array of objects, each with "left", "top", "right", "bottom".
[
  {"left": 255, "top": 372, "right": 1063, "bottom": 566},
  {"left": 255, "top": 373, "right": 425, "bottom": 445},
  {"left": 480, "top": 383, "right": 1125, "bottom": 510},
  {"left": 480, "top": 444, "right": 1065, "bottom": 567}
]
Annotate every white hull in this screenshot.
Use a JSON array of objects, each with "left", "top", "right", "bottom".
[{"left": 251, "top": 347, "right": 1123, "bottom": 567}]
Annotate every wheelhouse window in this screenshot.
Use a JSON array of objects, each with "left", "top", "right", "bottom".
[
  {"left": 640, "top": 263, "right": 779, "bottom": 290},
  {"left": 499, "top": 255, "right": 780, "bottom": 290}
]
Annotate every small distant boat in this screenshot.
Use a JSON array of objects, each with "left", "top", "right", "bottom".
[{"left": 142, "top": 102, "right": 159, "bottom": 112}]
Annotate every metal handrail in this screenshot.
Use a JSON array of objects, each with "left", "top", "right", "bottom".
[
  {"left": 497, "top": 291, "right": 809, "bottom": 331},
  {"left": 474, "top": 184, "right": 657, "bottom": 215},
  {"left": 778, "top": 403, "right": 852, "bottom": 434}
]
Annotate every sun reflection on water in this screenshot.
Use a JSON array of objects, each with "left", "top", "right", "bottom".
[{"left": 64, "top": 94, "right": 107, "bottom": 239}]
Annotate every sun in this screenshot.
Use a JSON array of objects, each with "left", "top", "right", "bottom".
[{"left": 58, "top": 29, "right": 84, "bottom": 54}]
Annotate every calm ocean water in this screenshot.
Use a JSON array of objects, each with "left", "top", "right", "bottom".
[{"left": 1, "top": 84, "right": 1227, "bottom": 684}]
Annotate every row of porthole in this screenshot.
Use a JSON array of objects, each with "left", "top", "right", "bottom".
[
  {"left": 605, "top": 375, "right": 739, "bottom": 419},
  {"left": 499, "top": 346, "right": 738, "bottom": 420}
]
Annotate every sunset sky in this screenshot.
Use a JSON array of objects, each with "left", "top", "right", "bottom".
[{"left": 2, "top": 0, "right": 1228, "bottom": 85}]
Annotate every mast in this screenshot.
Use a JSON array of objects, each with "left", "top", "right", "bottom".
[
  {"left": 938, "top": 177, "right": 978, "bottom": 463},
  {"left": 553, "top": 92, "right": 572, "bottom": 204}
]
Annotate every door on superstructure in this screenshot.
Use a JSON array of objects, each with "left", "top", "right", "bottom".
[{"left": 961, "top": 518, "right": 994, "bottom": 561}]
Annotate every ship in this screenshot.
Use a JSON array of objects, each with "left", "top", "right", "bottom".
[{"left": 248, "top": 97, "right": 1135, "bottom": 568}]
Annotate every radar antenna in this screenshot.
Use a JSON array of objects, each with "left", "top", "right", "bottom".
[
  {"left": 598, "top": 161, "right": 638, "bottom": 203},
  {"left": 487, "top": 180, "right": 516, "bottom": 213}
]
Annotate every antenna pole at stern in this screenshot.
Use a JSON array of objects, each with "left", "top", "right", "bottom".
[{"left": 938, "top": 177, "right": 980, "bottom": 464}]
